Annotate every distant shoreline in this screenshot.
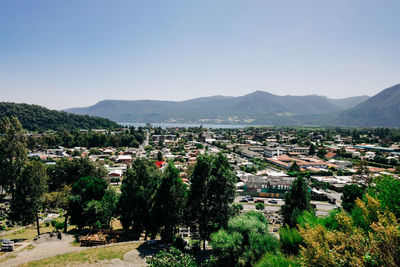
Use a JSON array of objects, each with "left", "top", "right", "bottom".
[{"left": 118, "top": 122, "right": 262, "bottom": 129}]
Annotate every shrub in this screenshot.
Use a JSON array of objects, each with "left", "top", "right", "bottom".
[
  {"left": 256, "top": 252, "right": 300, "bottom": 267},
  {"left": 279, "top": 226, "right": 303, "bottom": 255},
  {"left": 210, "top": 211, "right": 279, "bottom": 266},
  {"left": 54, "top": 222, "right": 64, "bottom": 231},
  {"left": 256, "top": 203, "right": 265, "bottom": 210},
  {"left": 147, "top": 246, "right": 197, "bottom": 267}
]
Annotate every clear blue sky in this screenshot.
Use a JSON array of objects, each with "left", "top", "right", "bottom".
[{"left": 1, "top": 0, "right": 399, "bottom": 109}]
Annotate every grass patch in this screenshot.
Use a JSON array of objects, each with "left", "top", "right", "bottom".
[
  {"left": 0, "top": 254, "right": 16, "bottom": 264},
  {"left": 22, "top": 242, "right": 142, "bottom": 267},
  {"left": 4, "top": 217, "right": 75, "bottom": 241}
]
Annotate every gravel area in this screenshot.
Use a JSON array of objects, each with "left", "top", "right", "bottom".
[
  {"left": 0, "top": 233, "right": 84, "bottom": 267},
  {"left": 1, "top": 234, "right": 155, "bottom": 267}
]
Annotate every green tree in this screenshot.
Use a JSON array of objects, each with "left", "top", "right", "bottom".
[
  {"left": 288, "top": 161, "right": 300, "bottom": 172},
  {"left": 151, "top": 162, "right": 187, "bottom": 243},
  {"left": 187, "top": 153, "right": 236, "bottom": 249},
  {"left": 308, "top": 144, "right": 315, "bottom": 156},
  {"left": 42, "top": 185, "right": 71, "bottom": 232},
  {"left": 157, "top": 151, "right": 163, "bottom": 161},
  {"left": 9, "top": 160, "right": 48, "bottom": 235},
  {"left": 317, "top": 148, "right": 327, "bottom": 159},
  {"left": 147, "top": 246, "right": 197, "bottom": 267},
  {"left": 255, "top": 203, "right": 265, "bottom": 210},
  {"left": 99, "top": 187, "right": 119, "bottom": 228},
  {"left": 0, "top": 116, "right": 28, "bottom": 194},
  {"left": 47, "top": 157, "right": 107, "bottom": 192},
  {"left": 117, "top": 158, "right": 160, "bottom": 238},
  {"left": 281, "top": 176, "right": 311, "bottom": 227},
  {"left": 210, "top": 211, "right": 279, "bottom": 266},
  {"left": 68, "top": 176, "right": 107, "bottom": 230},
  {"left": 83, "top": 188, "right": 118, "bottom": 229},
  {"left": 370, "top": 175, "right": 400, "bottom": 219},
  {"left": 341, "top": 184, "right": 364, "bottom": 212}
]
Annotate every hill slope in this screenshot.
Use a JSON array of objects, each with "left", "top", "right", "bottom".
[
  {"left": 331, "top": 84, "right": 400, "bottom": 127},
  {"left": 324, "top": 95, "right": 370, "bottom": 110},
  {"left": 67, "top": 91, "right": 366, "bottom": 125},
  {"left": 0, "top": 102, "right": 120, "bottom": 132}
]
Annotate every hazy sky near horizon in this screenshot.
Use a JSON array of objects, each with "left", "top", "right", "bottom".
[{"left": 1, "top": 0, "right": 400, "bottom": 110}]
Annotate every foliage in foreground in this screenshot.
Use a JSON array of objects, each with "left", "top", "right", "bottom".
[
  {"left": 299, "top": 194, "right": 400, "bottom": 267},
  {"left": 256, "top": 252, "right": 300, "bottom": 267},
  {"left": 210, "top": 211, "right": 279, "bottom": 266},
  {"left": 147, "top": 246, "right": 197, "bottom": 267},
  {"left": 279, "top": 226, "right": 303, "bottom": 255}
]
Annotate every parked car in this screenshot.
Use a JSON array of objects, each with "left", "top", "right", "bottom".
[
  {"left": 268, "top": 199, "right": 278, "bottom": 204},
  {"left": 254, "top": 199, "right": 264, "bottom": 203},
  {"left": 239, "top": 198, "right": 248, "bottom": 203},
  {"left": 0, "top": 239, "right": 14, "bottom": 251},
  {"left": 246, "top": 196, "right": 254, "bottom": 201}
]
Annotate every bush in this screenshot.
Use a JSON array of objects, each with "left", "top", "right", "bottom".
[
  {"left": 297, "top": 210, "right": 339, "bottom": 231},
  {"left": 279, "top": 226, "right": 303, "bottom": 255},
  {"left": 54, "top": 222, "right": 64, "bottom": 231},
  {"left": 45, "top": 221, "right": 50, "bottom": 227},
  {"left": 147, "top": 246, "right": 197, "bottom": 267},
  {"left": 256, "top": 252, "right": 300, "bottom": 267},
  {"left": 190, "top": 239, "right": 200, "bottom": 252},
  {"left": 210, "top": 211, "right": 279, "bottom": 266},
  {"left": 50, "top": 220, "right": 57, "bottom": 227},
  {"left": 172, "top": 237, "right": 187, "bottom": 251},
  {"left": 256, "top": 203, "right": 265, "bottom": 210}
]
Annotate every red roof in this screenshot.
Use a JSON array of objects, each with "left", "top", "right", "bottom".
[
  {"left": 325, "top": 152, "right": 337, "bottom": 159},
  {"left": 155, "top": 161, "right": 166, "bottom": 168}
]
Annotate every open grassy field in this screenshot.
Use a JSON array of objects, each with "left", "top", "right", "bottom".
[{"left": 21, "top": 242, "right": 142, "bottom": 267}]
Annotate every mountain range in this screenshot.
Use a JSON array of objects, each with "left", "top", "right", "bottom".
[{"left": 65, "top": 83, "right": 400, "bottom": 127}]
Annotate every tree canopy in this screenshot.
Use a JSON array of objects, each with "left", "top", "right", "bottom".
[
  {"left": 281, "top": 176, "right": 312, "bottom": 227},
  {"left": 187, "top": 153, "right": 237, "bottom": 249},
  {"left": 0, "top": 102, "right": 120, "bottom": 132},
  {"left": 9, "top": 160, "right": 48, "bottom": 235},
  {"left": 117, "top": 158, "right": 160, "bottom": 238},
  {"left": 0, "top": 116, "right": 28, "bottom": 194}
]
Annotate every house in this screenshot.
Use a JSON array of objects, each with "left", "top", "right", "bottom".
[
  {"left": 108, "top": 169, "right": 123, "bottom": 183},
  {"left": 117, "top": 155, "right": 132, "bottom": 164},
  {"left": 155, "top": 161, "right": 167, "bottom": 168},
  {"left": 264, "top": 147, "right": 286, "bottom": 158},
  {"left": 288, "top": 146, "right": 309, "bottom": 155},
  {"left": 365, "top": 151, "right": 376, "bottom": 160}
]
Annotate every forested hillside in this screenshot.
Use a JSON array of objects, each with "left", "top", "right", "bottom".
[{"left": 0, "top": 102, "right": 120, "bottom": 132}]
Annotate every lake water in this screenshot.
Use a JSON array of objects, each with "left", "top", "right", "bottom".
[{"left": 118, "top": 122, "right": 265, "bottom": 129}]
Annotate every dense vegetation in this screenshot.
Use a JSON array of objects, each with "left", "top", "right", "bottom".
[
  {"left": 27, "top": 128, "right": 145, "bottom": 149},
  {"left": 0, "top": 102, "right": 120, "bottom": 132}
]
